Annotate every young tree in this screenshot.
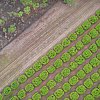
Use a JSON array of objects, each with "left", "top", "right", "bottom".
[
  {"left": 84, "top": 94, "right": 95, "bottom": 100},
  {"left": 40, "top": 86, "right": 49, "bottom": 96},
  {"left": 18, "top": 74, "right": 27, "bottom": 84},
  {"left": 95, "top": 23, "right": 100, "bottom": 32},
  {"left": 82, "top": 20, "right": 91, "bottom": 30},
  {"left": 10, "top": 96, "right": 19, "bottom": 100},
  {"left": 96, "top": 9, "right": 100, "bottom": 18},
  {"left": 96, "top": 53, "right": 100, "bottom": 60},
  {"left": 75, "top": 26, "right": 84, "bottom": 35},
  {"left": 68, "top": 46, "right": 77, "bottom": 56},
  {"left": 89, "top": 43, "right": 98, "bottom": 53},
  {"left": 91, "top": 72, "right": 100, "bottom": 82},
  {"left": 54, "top": 59, "right": 63, "bottom": 69},
  {"left": 25, "top": 83, "right": 34, "bottom": 92},
  {"left": 70, "top": 92, "right": 79, "bottom": 100},
  {"left": 32, "top": 92, "right": 41, "bottom": 100},
  {"left": 61, "top": 38, "right": 71, "bottom": 47},
  {"left": 75, "top": 41, "right": 84, "bottom": 50},
  {"left": 69, "top": 61, "right": 78, "bottom": 70},
  {"left": 39, "top": 70, "right": 48, "bottom": 80},
  {"left": 11, "top": 80, "right": 19, "bottom": 90},
  {"left": 3, "top": 86, "right": 11, "bottom": 96},
  {"left": 96, "top": 38, "right": 100, "bottom": 47},
  {"left": 91, "top": 88, "right": 100, "bottom": 98},
  {"left": 33, "top": 61, "right": 42, "bottom": 71},
  {"left": 88, "top": 15, "right": 98, "bottom": 24},
  {"left": 0, "top": 94, "right": 3, "bottom": 100},
  {"left": 76, "top": 85, "right": 86, "bottom": 94},
  {"left": 47, "top": 50, "right": 56, "bottom": 59},
  {"left": 18, "top": 89, "right": 26, "bottom": 99},
  {"left": 47, "top": 94, "right": 56, "bottom": 100},
  {"left": 47, "top": 80, "right": 56, "bottom": 89},
  {"left": 76, "top": 70, "right": 86, "bottom": 79},
  {"left": 68, "top": 33, "right": 77, "bottom": 42},
  {"left": 47, "top": 65, "right": 56, "bottom": 74},
  {"left": 61, "top": 68, "right": 70, "bottom": 77},
  {"left": 54, "top": 73, "right": 63, "bottom": 83},
  {"left": 62, "top": 82, "right": 71, "bottom": 92}
]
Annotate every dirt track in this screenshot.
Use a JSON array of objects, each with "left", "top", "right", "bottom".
[{"left": 0, "top": 0, "right": 100, "bottom": 91}]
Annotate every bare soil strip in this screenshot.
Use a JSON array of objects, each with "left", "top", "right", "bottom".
[{"left": 0, "top": 0, "right": 100, "bottom": 92}]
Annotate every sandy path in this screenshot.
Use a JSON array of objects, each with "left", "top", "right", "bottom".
[{"left": 0, "top": 0, "right": 100, "bottom": 92}]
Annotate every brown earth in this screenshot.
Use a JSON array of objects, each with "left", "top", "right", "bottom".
[{"left": 0, "top": 0, "right": 100, "bottom": 93}]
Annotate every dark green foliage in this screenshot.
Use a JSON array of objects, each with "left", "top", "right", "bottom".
[
  {"left": 96, "top": 38, "right": 100, "bottom": 47},
  {"left": 83, "top": 63, "right": 93, "bottom": 73},
  {"left": 75, "top": 41, "right": 84, "bottom": 50},
  {"left": 82, "top": 34, "right": 91, "bottom": 45},
  {"left": 54, "top": 89, "right": 64, "bottom": 99},
  {"left": 33, "top": 61, "right": 42, "bottom": 71},
  {"left": 95, "top": 23, "right": 100, "bottom": 32},
  {"left": 84, "top": 78, "right": 93, "bottom": 89},
  {"left": 47, "top": 50, "right": 56, "bottom": 59},
  {"left": 54, "top": 59, "right": 63, "bottom": 68},
  {"left": 75, "top": 55, "right": 85, "bottom": 65},
  {"left": 75, "top": 26, "right": 84, "bottom": 35},
  {"left": 69, "top": 76, "right": 79, "bottom": 86},
  {"left": 32, "top": 92, "right": 41, "bottom": 100},
  {"left": 68, "top": 46, "right": 77, "bottom": 56},
  {"left": 47, "top": 94, "right": 56, "bottom": 100},
  {"left": 89, "top": 43, "right": 98, "bottom": 53},
  {"left": 25, "top": 83, "right": 34, "bottom": 92},
  {"left": 84, "top": 94, "right": 95, "bottom": 100},
  {"left": 47, "top": 66, "right": 56, "bottom": 74},
  {"left": 89, "top": 15, "right": 98, "bottom": 24},
  {"left": 76, "top": 70, "right": 86, "bottom": 79},
  {"left": 18, "top": 89, "right": 26, "bottom": 99},
  {"left": 18, "top": 74, "right": 27, "bottom": 84},
  {"left": 96, "top": 9, "right": 100, "bottom": 18},
  {"left": 88, "top": 29, "right": 98, "bottom": 39},
  {"left": 61, "top": 68, "right": 70, "bottom": 77},
  {"left": 10, "top": 96, "right": 19, "bottom": 100},
  {"left": 68, "top": 33, "right": 77, "bottom": 42},
  {"left": 82, "top": 49, "right": 92, "bottom": 59},
  {"left": 62, "top": 82, "right": 71, "bottom": 92},
  {"left": 54, "top": 73, "right": 63, "bottom": 83},
  {"left": 61, "top": 52, "right": 71, "bottom": 62},
  {"left": 39, "top": 55, "right": 49, "bottom": 65},
  {"left": 32, "top": 77, "right": 42, "bottom": 87},
  {"left": 89, "top": 57, "right": 100, "bottom": 67},
  {"left": 11, "top": 80, "right": 19, "bottom": 90},
  {"left": 91, "top": 88, "right": 100, "bottom": 98},
  {"left": 54, "top": 44, "right": 63, "bottom": 54},
  {"left": 25, "top": 67, "right": 35, "bottom": 78},
  {"left": 61, "top": 38, "right": 71, "bottom": 47},
  {"left": 70, "top": 92, "right": 79, "bottom": 100},
  {"left": 3, "top": 86, "right": 11, "bottom": 96},
  {"left": 91, "top": 72, "right": 100, "bottom": 82},
  {"left": 47, "top": 80, "right": 56, "bottom": 89},
  {"left": 96, "top": 53, "right": 100, "bottom": 60},
  {"left": 82, "top": 20, "right": 91, "bottom": 30},
  {"left": 39, "top": 70, "right": 48, "bottom": 80},
  {"left": 69, "top": 61, "right": 78, "bottom": 70},
  {"left": 40, "top": 86, "right": 49, "bottom": 96},
  {"left": 76, "top": 85, "right": 86, "bottom": 94}
]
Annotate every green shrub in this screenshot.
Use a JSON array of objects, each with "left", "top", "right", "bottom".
[
  {"left": 0, "top": 94, "right": 3, "bottom": 100},
  {"left": 88, "top": 29, "right": 98, "bottom": 39},
  {"left": 47, "top": 94, "right": 56, "bottom": 100},
  {"left": 18, "top": 89, "right": 26, "bottom": 99},
  {"left": 39, "top": 55, "right": 49, "bottom": 65},
  {"left": 17, "top": 11, "right": 23, "bottom": 17},
  {"left": 62, "top": 82, "right": 71, "bottom": 92},
  {"left": 75, "top": 41, "right": 84, "bottom": 50},
  {"left": 40, "top": 86, "right": 49, "bottom": 96},
  {"left": 54, "top": 59, "right": 63, "bottom": 69},
  {"left": 82, "top": 34, "right": 91, "bottom": 45},
  {"left": 54, "top": 73, "right": 63, "bottom": 83},
  {"left": 20, "top": 0, "right": 33, "bottom": 5},
  {"left": 68, "top": 46, "right": 77, "bottom": 56},
  {"left": 82, "top": 20, "right": 91, "bottom": 30},
  {"left": 96, "top": 53, "right": 100, "bottom": 60},
  {"left": 91, "top": 88, "right": 100, "bottom": 98},
  {"left": 88, "top": 15, "right": 98, "bottom": 24},
  {"left": 64, "top": 98, "right": 69, "bottom": 100},
  {"left": 8, "top": 24, "right": 16, "bottom": 33},
  {"left": 61, "top": 68, "right": 70, "bottom": 77},
  {"left": 69, "top": 61, "right": 78, "bottom": 70},
  {"left": 39, "top": 70, "right": 48, "bottom": 80},
  {"left": 3, "top": 86, "right": 11, "bottom": 96},
  {"left": 70, "top": 92, "right": 79, "bottom": 100},
  {"left": 54, "top": 89, "right": 64, "bottom": 99},
  {"left": 25, "top": 83, "right": 34, "bottom": 92},
  {"left": 32, "top": 77, "right": 42, "bottom": 87},
  {"left": 32, "top": 92, "right": 41, "bottom": 100},
  {"left": 98, "top": 84, "right": 100, "bottom": 89},
  {"left": 76, "top": 70, "right": 86, "bottom": 79},
  {"left": 33, "top": 61, "right": 42, "bottom": 71},
  {"left": 25, "top": 67, "right": 35, "bottom": 78},
  {"left": 18, "top": 74, "right": 27, "bottom": 84},
  {"left": 24, "top": 6, "right": 31, "bottom": 15},
  {"left": 76, "top": 85, "right": 86, "bottom": 94},
  {"left": 47, "top": 50, "right": 56, "bottom": 59},
  {"left": 54, "top": 44, "right": 63, "bottom": 54},
  {"left": 0, "top": 18, "right": 5, "bottom": 26},
  {"left": 69, "top": 76, "right": 79, "bottom": 86},
  {"left": 75, "top": 26, "right": 84, "bottom": 35},
  {"left": 89, "top": 57, "right": 100, "bottom": 67},
  {"left": 83, "top": 63, "right": 93, "bottom": 74},
  {"left": 82, "top": 49, "right": 92, "bottom": 59},
  {"left": 96, "top": 9, "right": 100, "bottom": 18},
  {"left": 91, "top": 72, "right": 100, "bottom": 82},
  {"left": 61, "top": 52, "right": 71, "bottom": 62},
  {"left": 96, "top": 38, "right": 100, "bottom": 47},
  {"left": 61, "top": 38, "right": 71, "bottom": 47},
  {"left": 47, "top": 66, "right": 56, "bottom": 74},
  {"left": 10, "top": 96, "right": 19, "bottom": 100},
  {"left": 84, "top": 78, "right": 93, "bottom": 89},
  {"left": 11, "top": 80, "right": 19, "bottom": 90},
  {"left": 84, "top": 94, "right": 95, "bottom": 100},
  {"left": 95, "top": 23, "right": 100, "bottom": 32},
  {"left": 89, "top": 43, "right": 98, "bottom": 53},
  {"left": 68, "top": 33, "right": 77, "bottom": 42},
  {"left": 75, "top": 55, "right": 85, "bottom": 65},
  {"left": 47, "top": 80, "right": 56, "bottom": 89}
]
